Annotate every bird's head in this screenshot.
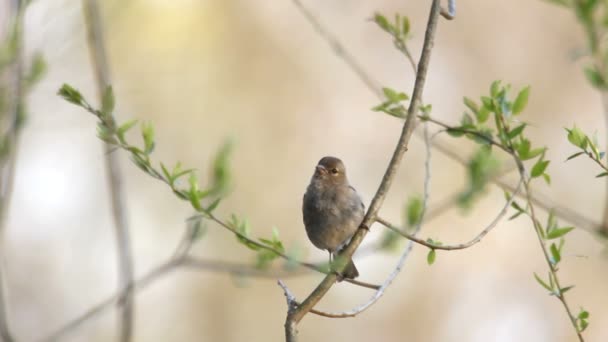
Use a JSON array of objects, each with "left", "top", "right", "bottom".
[{"left": 312, "top": 156, "right": 348, "bottom": 186}]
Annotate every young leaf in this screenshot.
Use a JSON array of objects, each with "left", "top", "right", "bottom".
[
  {"left": 160, "top": 162, "right": 171, "bottom": 182},
  {"left": 141, "top": 122, "right": 155, "bottom": 154},
  {"left": 546, "top": 226, "right": 575, "bottom": 239},
  {"left": 584, "top": 66, "right": 608, "bottom": 89},
  {"left": 58, "top": 84, "right": 84, "bottom": 106},
  {"left": 117, "top": 119, "right": 138, "bottom": 143},
  {"left": 507, "top": 123, "right": 526, "bottom": 139},
  {"left": 550, "top": 242, "right": 561, "bottom": 264},
  {"left": 531, "top": 160, "right": 550, "bottom": 178},
  {"left": 463, "top": 97, "right": 479, "bottom": 115},
  {"left": 402, "top": 16, "right": 410, "bottom": 36},
  {"left": 101, "top": 86, "right": 115, "bottom": 115},
  {"left": 512, "top": 86, "right": 530, "bottom": 115},
  {"left": 490, "top": 80, "right": 501, "bottom": 97},
  {"left": 427, "top": 249, "right": 436, "bottom": 265},
  {"left": 373, "top": 13, "right": 392, "bottom": 33},
  {"left": 533, "top": 272, "right": 553, "bottom": 292},
  {"left": 405, "top": 195, "right": 423, "bottom": 227},
  {"left": 566, "top": 126, "right": 588, "bottom": 149},
  {"left": 565, "top": 151, "right": 585, "bottom": 161}
]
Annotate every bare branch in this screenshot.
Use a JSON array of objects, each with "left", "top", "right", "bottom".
[
  {"left": 440, "top": 0, "right": 456, "bottom": 20},
  {"left": 38, "top": 259, "right": 178, "bottom": 342},
  {"left": 81, "top": 0, "right": 135, "bottom": 340},
  {"left": 376, "top": 176, "right": 523, "bottom": 251},
  {"left": 291, "top": 0, "right": 382, "bottom": 98}
]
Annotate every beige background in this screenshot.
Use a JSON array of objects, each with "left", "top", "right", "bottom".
[{"left": 2, "top": 0, "right": 607, "bottom": 341}]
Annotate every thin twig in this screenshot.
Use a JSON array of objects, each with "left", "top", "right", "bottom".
[
  {"left": 291, "top": 0, "right": 604, "bottom": 239},
  {"left": 206, "top": 213, "right": 380, "bottom": 290},
  {"left": 283, "top": 2, "right": 442, "bottom": 339},
  {"left": 376, "top": 176, "right": 523, "bottom": 250},
  {"left": 81, "top": 0, "right": 135, "bottom": 340},
  {"left": 291, "top": 0, "right": 382, "bottom": 98},
  {"left": 440, "top": 0, "right": 456, "bottom": 20},
  {"left": 517, "top": 160, "right": 584, "bottom": 341},
  {"left": 38, "top": 259, "right": 178, "bottom": 342}
]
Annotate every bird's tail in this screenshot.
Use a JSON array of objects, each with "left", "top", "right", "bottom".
[{"left": 332, "top": 251, "right": 359, "bottom": 280}]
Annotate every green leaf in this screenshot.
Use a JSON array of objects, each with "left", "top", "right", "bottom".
[
  {"left": 596, "top": 172, "right": 608, "bottom": 178},
  {"left": 512, "top": 86, "right": 530, "bottom": 114},
  {"left": 531, "top": 160, "right": 550, "bottom": 178},
  {"left": 160, "top": 162, "right": 171, "bottom": 182},
  {"left": 550, "top": 242, "right": 561, "bottom": 264},
  {"left": 566, "top": 151, "right": 585, "bottom": 161},
  {"left": 427, "top": 249, "right": 436, "bottom": 265},
  {"left": 58, "top": 84, "right": 84, "bottom": 106},
  {"left": 481, "top": 96, "right": 494, "bottom": 112},
  {"left": 566, "top": 126, "right": 588, "bottom": 149},
  {"left": 205, "top": 198, "right": 222, "bottom": 213},
  {"left": 405, "top": 195, "right": 423, "bottom": 227},
  {"left": 116, "top": 119, "right": 138, "bottom": 143},
  {"left": 141, "top": 122, "right": 155, "bottom": 154},
  {"left": 463, "top": 97, "right": 479, "bottom": 115},
  {"left": 477, "top": 106, "right": 490, "bottom": 123},
  {"left": 542, "top": 173, "right": 551, "bottom": 185},
  {"left": 373, "top": 13, "right": 392, "bottom": 33},
  {"left": 546, "top": 226, "right": 575, "bottom": 239},
  {"left": 559, "top": 285, "right": 575, "bottom": 294},
  {"left": 25, "top": 53, "right": 47, "bottom": 87},
  {"left": 402, "top": 16, "right": 410, "bottom": 35},
  {"left": 507, "top": 123, "right": 526, "bottom": 139},
  {"left": 446, "top": 127, "right": 465, "bottom": 137},
  {"left": 533, "top": 272, "right": 553, "bottom": 292},
  {"left": 490, "top": 80, "right": 501, "bottom": 97},
  {"left": 579, "top": 310, "right": 589, "bottom": 319},
  {"left": 379, "top": 230, "right": 401, "bottom": 252},
  {"left": 461, "top": 112, "right": 474, "bottom": 126},
  {"left": 209, "top": 139, "right": 234, "bottom": 196},
  {"left": 584, "top": 66, "right": 608, "bottom": 89},
  {"left": 101, "top": 86, "right": 115, "bottom": 115},
  {"left": 382, "top": 87, "right": 408, "bottom": 103}
]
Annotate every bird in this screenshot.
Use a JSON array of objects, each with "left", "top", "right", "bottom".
[{"left": 302, "top": 156, "right": 365, "bottom": 279}]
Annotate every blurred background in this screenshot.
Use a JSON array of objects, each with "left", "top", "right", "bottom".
[{"left": 1, "top": 0, "right": 607, "bottom": 341}]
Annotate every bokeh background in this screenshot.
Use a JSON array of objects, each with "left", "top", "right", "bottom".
[{"left": 1, "top": 0, "right": 607, "bottom": 341}]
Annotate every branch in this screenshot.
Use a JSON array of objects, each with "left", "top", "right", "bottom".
[
  {"left": 39, "top": 221, "right": 329, "bottom": 342},
  {"left": 517, "top": 160, "right": 584, "bottom": 341},
  {"left": 284, "top": 1, "right": 443, "bottom": 338},
  {"left": 291, "top": 0, "right": 382, "bottom": 98},
  {"left": 440, "top": 0, "right": 456, "bottom": 20},
  {"left": 205, "top": 213, "right": 380, "bottom": 290},
  {"left": 81, "top": 1, "right": 135, "bottom": 341},
  {"left": 376, "top": 176, "right": 523, "bottom": 250}
]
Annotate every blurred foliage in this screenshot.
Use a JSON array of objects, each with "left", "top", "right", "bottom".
[{"left": 58, "top": 84, "right": 288, "bottom": 270}]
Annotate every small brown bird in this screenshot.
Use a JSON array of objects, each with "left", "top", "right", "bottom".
[{"left": 302, "top": 156, "right": 364, "bottom": 279}]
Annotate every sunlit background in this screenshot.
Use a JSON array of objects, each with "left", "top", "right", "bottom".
[{"left": 1, "top": 0, "right": 607, "bottom": 341}]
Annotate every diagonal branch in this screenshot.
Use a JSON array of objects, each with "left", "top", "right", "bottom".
[
  {"left": 283, "top": 1, "right": 443, "bottom": 340},
  {"left": 81, "top": 0, "right": 135, "bottom": 341}
]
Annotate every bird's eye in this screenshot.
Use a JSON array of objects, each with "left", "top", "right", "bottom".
[{"left": 331, "top": 168, "right": 339, "bottom": 174}]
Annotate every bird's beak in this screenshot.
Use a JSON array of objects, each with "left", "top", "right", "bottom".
[{"left": 315, "top": 165, "right": 327, "bottom": 174}]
